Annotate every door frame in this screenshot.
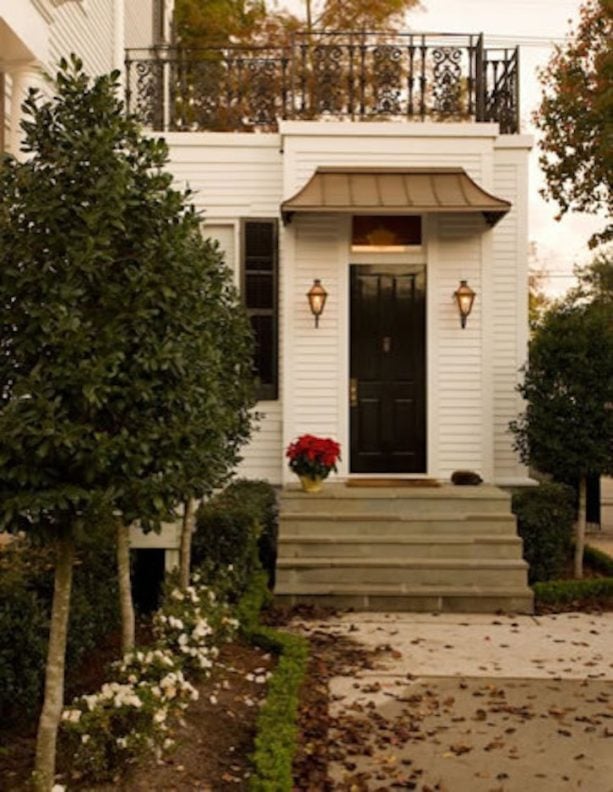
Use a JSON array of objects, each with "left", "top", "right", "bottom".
[
  {"left": 348, "top": 261, "right": 428, "bottom": 475},
  {"left": 338, "top": 216, "right": 434, "bottom": 479}
]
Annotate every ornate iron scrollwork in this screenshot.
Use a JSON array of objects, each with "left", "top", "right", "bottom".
[
  {"left": 242, "top": 59, "right": 280, "bottom": 128},
  {"left": 432, "top": 47, "right": 463, "bottom": 117},
  {"left": 125, "top": 35, "right": 520, "bottom": 133},
  {"left": 312, "top": 44, "right": 346, "bottom": 114},
  {"left": 371, "top": 45, "right": 403, "bottom": 115},
  {"left": 134, "top": 60, "right": 164, "bottom": 129}
]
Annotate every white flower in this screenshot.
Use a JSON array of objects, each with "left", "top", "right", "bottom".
[
  {"left": 171, "top": 589, "right": 185, "bottom": 601},
  {"left": 117, "top": 737, "right": 128, "bottom": 749},
  {"left": 52, "top": 785, "right": 66, "bottom": 792},
  {"left": 154, "top": 708, "right": 168, "bottom": 724},
  {"left": 84, "top": 694, "right": 98, "bottom": 711},
  {"left": 81, "top": 734, "right": 90, "bottom": 744},
  {"left": 209, "top": 694, "right": 217, "bottom": 705},
  {"left": 163, "top": 738, "right": 175, "bottom": 750}
]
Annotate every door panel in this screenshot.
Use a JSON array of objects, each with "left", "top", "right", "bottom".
[{"left": 350, "top": 265, "right": 426, "bottom": 473}]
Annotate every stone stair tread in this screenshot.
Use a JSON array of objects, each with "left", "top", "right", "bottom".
[
  {"left": 279, "top": 534, "right": 521, "bottom": 544},
  {"left": 275, "top": 582, "right": 532, "bottom": 597},
  {"left": 282, "top": 484, "right": 510, "bottom": 500},
  {"left": 277, "top": 557, "right": 528, "bottom": 569},
  {"left": 280, "top": 511, "right": 514, "bottom": 522}
]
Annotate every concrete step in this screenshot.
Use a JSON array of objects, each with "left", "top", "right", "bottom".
[
  {"left": 274, "top": 582, "right": 534, "bottom": 613},
  {"left": 279, "top": 512, "right": 519, "bottom": 536},
  {"left": 281, "top": 484, "right": 511, "bottom": 516},
  {"left": 278, "top": 534, "right": 523, "bottom": 560},
  {"left": 276, "top": 557, "right": 529, "bottom": 588}
]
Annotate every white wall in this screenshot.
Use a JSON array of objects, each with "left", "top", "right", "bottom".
[
  {"left": 149, "top": 126, "right": 533, "bottom": 486},
  {"left": 165, "top": 134, "right": 286, "bottom": 484},
  {"left": 1, "top": 0, "right": 158, "bottom": 155},
  {"left": 279, "top": 122, "right": 532, "bottom": 484}
]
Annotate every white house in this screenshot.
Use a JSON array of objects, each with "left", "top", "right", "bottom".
[
  {"left": 127, "top": 32, "right": 535, "bottom": 610},
  {"left": 2, "top": 13, "right": 535, "bottom": 609},
  {"left": 126, "top": 35, "right": 532, "bottom": 490},
  {"left": 0, "top": 0, "right": 172, "bottom": 156}
]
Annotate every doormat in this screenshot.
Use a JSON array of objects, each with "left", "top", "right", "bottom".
[{"left": 346, "top": 478, "right": 441, "bottom": 488}]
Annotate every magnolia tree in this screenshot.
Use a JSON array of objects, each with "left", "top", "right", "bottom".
[
  {"left": 510, "top": 295, "right": 612, "bottom": 577},
  {"left": 0, "top": 57, "right": 253, "bottom": 790}
]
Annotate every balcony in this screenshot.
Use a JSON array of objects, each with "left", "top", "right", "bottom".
[{"left": 125, "top": 32, "right": 520, "bottom": 134}]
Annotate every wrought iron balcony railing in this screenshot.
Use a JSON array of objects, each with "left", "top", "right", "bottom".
[{"left": 125, "top": 32, "right": 520, "bottom": 134}]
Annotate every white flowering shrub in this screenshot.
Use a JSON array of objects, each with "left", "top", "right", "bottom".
[
  {"left": 60, "top": 571, "right": 240, "bottom": 781},
  {"left": 153, "top": 575, "right": 239, "bottom": 674},
  {"left": 61, "top": 675, "right": 197, "bottom": 780}
]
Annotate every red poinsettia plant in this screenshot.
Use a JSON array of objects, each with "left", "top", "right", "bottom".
[{"left": 286, "top": 434, "right": 341, "bottom": 480}]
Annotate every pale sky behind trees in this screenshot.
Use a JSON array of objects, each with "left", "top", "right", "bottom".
[{"left": 281, "top": 0, "right": 604, "bottom": 296}]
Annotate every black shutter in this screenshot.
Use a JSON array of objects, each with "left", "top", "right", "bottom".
[{"left": 241, "top": 219, "right": 279, "bottom": 400}]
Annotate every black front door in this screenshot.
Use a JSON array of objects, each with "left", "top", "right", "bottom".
[{"left": 350, "top": 265, "right": 426, "bottom": 473}]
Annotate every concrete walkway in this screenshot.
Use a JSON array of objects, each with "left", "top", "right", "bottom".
[{"left": 294, "top": 612, "right": 613, "bottom": 791}]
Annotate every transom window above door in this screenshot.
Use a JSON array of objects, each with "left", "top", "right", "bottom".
[{"left": 351, "top": 215, "right": 422, "bottom": 252}]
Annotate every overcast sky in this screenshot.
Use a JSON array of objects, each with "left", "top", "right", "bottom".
[{"left": 281, "top": 0, "right": 603, "bottom": 296}]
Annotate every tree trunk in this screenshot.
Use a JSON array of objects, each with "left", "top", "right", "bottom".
[
  {"left": 179, "top": 498, "right": 196, "bottom": 590},
  {"left": 117, "top": 520, "right": 135, "bottom": 654},
  {"left": 574, "top": 476, "right": 587, "bottom": 579},
  {"left": 33, "top": 534, "right": 75, "bottom": 792}
]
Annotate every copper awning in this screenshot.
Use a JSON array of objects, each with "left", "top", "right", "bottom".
[{"left": 281, "top": 167, "right": 511, "bottom": 226}]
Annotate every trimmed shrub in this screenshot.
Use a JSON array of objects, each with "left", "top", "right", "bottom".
[
  {"left": 193, "top": 479, "right": 278, "bottom": 595},
  {"left": 235, "top": 567, "right": 308, "bottom": 792},
  {"left": 0, "top": 532, "right": 119, "bottom": 724},
  {"left": 584, "top": 544, "right": 613, "bottom": 576},
  {"left": 534, "top": 577, "right": 613, "bottom": 608},
  {"left": 512, "top": 482, "right": 575, "bottom": 583}
]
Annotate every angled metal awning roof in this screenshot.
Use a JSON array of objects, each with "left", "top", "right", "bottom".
[{"left": 281, "top": 167, "right": 511, "bottom": 227}]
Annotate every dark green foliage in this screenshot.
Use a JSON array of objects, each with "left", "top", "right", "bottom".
[
  {"left": 512, "top": 483, "right": 575, "bottom": 583},
  {"left": 0, "top": 56, "right": 255, "bottom": 540},
  {"left": 235, "top": 568, "right": 308, "bottom": 792},
  {"left": 0, "top": 536, "right": 118, "bottom": 724},
  {"left": 510, "top": 301, "right": 613, "bottom": 483},
  {"left": 249, "top": 628, "right": 308, "bottom": 792},
  {"left": 584, "top": 544, "right": 613, "bottom": 576},
  {"left": 193, "top": 480, "right": 278, "bottom": 595},
  {"left": 534, "top": 577, "right": 613, "bottom": 608},
  {"left": 225, "top": 479, "right": 279, "bottom": 587}
]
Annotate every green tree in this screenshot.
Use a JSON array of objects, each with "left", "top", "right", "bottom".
[
  {"left": 534, "top": 0, "right": 612, "bottom": 249},
  {"left": 0, "top": 57, "right": 253, "bottom": 789},
  {"left": 567, "top": 248, "right": 613, "bottom": 305},
  {"left": 510, "top": 300, "right": 613, "bottom": 578}
]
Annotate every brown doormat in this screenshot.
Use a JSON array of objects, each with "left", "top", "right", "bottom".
[{"left": 346, "top": 478, "right": 441, "bottom": 488}]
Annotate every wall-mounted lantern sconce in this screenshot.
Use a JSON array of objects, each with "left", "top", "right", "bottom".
[
  {"left": 453, "top": 279, "right": 476, "bottom": 329},
  {"left": 307, "top": 279, "right": 328, "bottom": 328}
]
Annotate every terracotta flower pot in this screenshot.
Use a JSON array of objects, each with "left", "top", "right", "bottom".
[{"left": 299, "top": 475, "right": 324, "bottom": 493}]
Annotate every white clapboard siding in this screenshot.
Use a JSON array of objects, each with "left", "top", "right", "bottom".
[
  {"left": 163, "top": 135, "right": 283, "bottom": 218},
  {"left": 200, "top": 220, "right": 283, "bottom": 484},
  {"left": 289, "top": 215, "right": 342, "bottom": 441},
  {"left": 47, "top": 0, "right": 115, "bottom": 76},
  {"left": 236, "top": 402, "right": 283, "bottom": 483},
  {"left": 492, "top": 155, "right": 529, "bottom": 482},
  {"left": 435, "top": 213, "right": 483, "bottom": 476},
  {"left": 159, "top": 125, "right": 531, "bottom": 485}
]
